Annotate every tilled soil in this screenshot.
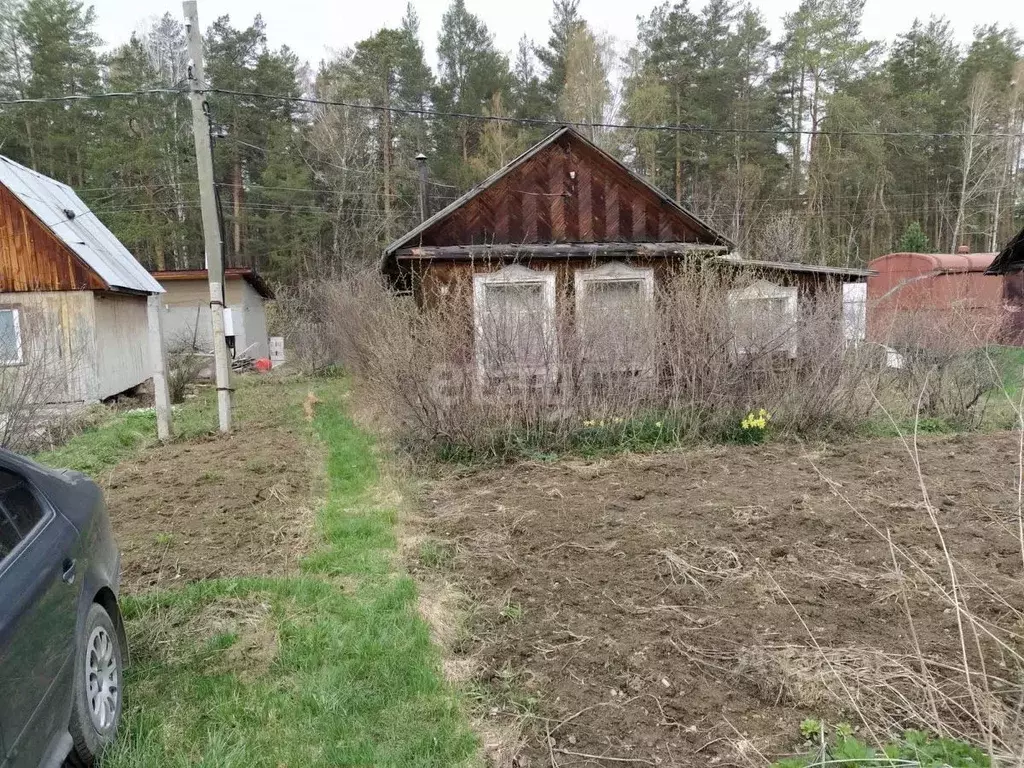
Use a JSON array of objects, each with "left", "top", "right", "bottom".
[
  {"left": 103, "top": 427, "right": 316, "bottom": 594},
  {"left": 422, "top": 432, "right": 1024, "bottom": 766}
]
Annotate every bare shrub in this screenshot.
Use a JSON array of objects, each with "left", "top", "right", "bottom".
[
  {"left": 301, "top": 262, "right": 1007, "bottom": 458},
  {"left": 749, "top": 210, "right": 811, "bottom": 263},
  {"left": 870, "top": 289, "right": 1002, "bottom": 428},
  {"left": 268, "top": 282, "right": 338, "bottom": 374},
  {"left": 314, "top": 267, "right": 890, "bottom": 457},
  {"left": 165, "top": 329, "right": 209, "bottom": 404}
]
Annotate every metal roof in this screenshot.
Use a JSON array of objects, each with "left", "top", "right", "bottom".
[
  {"left": 151, "top": 267, "right": 275, "bottom": 299},
  {"left": 0, "top": 155, "right": 163, "bottom": 294},
  {"left": 871, "top": 251, "right": 997, "bottom": 275},
  {"left": 382, "top": 126, "right": 732, "bottom": 266},
  {"left": 715, "top": 254, "right": 873, "bottom": 278}
]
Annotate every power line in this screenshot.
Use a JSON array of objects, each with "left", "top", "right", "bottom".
[
  {"left": 204, "top": 87, "right": 1024, "bottom": 141},
  {"left": 2, "top": 86, "right": 1023, "bottom": 141},
  {"left": 0, "top": 88, "right": 184, "bottom": 105}
]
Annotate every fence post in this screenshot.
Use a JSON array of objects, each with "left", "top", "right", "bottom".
[{"left": 148, "top": 294, "right": 172, "bottom": 441}]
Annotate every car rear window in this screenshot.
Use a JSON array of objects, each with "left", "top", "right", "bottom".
[{"left": 0, "top": 468, "right": 45, "bottom": 563}]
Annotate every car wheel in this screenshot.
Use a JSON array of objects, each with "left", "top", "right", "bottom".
[{"left": 69, "top": 602, "right": 124, "bottom": 766}]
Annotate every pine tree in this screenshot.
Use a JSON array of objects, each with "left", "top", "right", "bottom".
[
  {"left": 0, "top": 0, "right": 29, "bottom": 161},
  {"left": 205, "top": 15, "right": 308, "bottom": 264},
  {"left": 18, "top": 0, "right": 100, "bottom": 182},
  {"left": 898, "top": 221, "right": 931, "bottom": 252},
  {"left": 432, "top": 0, "right": 509, "bottom": 187},
  {"left": 86, "top": 36, "right": 193, "bottom": 270},
  {"left": 536, "top": 0, "right": 584, "bottom": 117}
]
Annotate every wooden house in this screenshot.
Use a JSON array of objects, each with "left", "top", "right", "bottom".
[
  {"left": 382, "top": 126, "right": 732, "bottom": 297},
  {"left": 382, "top": 127, "right": 869, "bottom": 383},
  {"left": 0, "top": 155, "right": 163, "bottom": 405},
  {"left": 984, "top": 226, "right": 1024, "bottom": 344}
]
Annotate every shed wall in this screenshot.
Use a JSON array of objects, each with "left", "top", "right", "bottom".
[
  {"left": 238, "top": 280, "right": 270, "bottom": 358},
  {"left": 157, "top": 278, "right": 265, "bottom": 357},
  {"left": 867, "top": 254, "right": 1007, "bottom": 345},
  {"left": 92, "top": 292, "right": 150, "bottom": 400},
  {"left": 0, "top": 290, "right": 96, "bottom": 403}
]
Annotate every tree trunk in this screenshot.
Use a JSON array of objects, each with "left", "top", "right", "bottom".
[
  {"left": 952, "top": 133, "right": 974, "bottom": 253},
  {"left": 146, "top": 184, "right": 166, "bottom": 270},
  {"left": 791, "top": 68, "right": 806, "bottom": 198},
  {"left": 24, "top": 115, "right": 36, "bottom": 169},
  {"left": 674, "top": 94, "right": 682, "bottom": 204},
  {"left": 382, "top": 77, "right": 394, "bottom": 242},
  {"left": 232, "top": 158, "right": 243, "bottom": 261}
]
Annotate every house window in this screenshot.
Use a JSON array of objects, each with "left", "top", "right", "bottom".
[
  {"left": 842, "top": 282, "right": 867, "bottom": 344},
  {"left": 0, "top": 308, "right": 23, "bottom": 365},
  {"left": 575, "top": 262, "right": 655, "bottom": 376},
  {"left": 474, "top": 266, "right": 557, "bottom": 387},
  {"left": 728, "top": 281, "right": 799, "bottom": 357}
]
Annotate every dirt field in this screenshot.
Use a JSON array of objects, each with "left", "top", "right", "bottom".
[
  {"left": 103, "top": 426, "right": 317, "bottom": 594},
  {"left": 421, "top": 432, "right": 1024, "bottom": 766}
]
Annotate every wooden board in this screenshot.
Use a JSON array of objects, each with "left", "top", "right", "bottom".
[
  {"left": 412, "top": 132, "right": 708, "bottom": 249},
  {"left": 0, "top": 183, "right": 106, "bottom": 292}
]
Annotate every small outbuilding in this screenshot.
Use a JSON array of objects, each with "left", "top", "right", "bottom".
[
  {"left": 866, "top": 249, "right": 1018, "bottom": 346},
  {"left": 151, "top": 267, "right": 274, "bottom": 359},
  {"left": 0, "top": 155, "right": 163, "bottom": 405}
]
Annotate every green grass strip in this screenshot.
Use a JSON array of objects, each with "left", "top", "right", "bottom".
[{"left": 102, "top": 380, "right": 477, "bottom": 767}]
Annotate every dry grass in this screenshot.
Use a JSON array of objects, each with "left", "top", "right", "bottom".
[{"left": 658, "top": 544, "right": 744, "bottom": 593}]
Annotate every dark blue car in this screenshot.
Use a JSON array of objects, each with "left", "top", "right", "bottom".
[{"left": 0, "top": 449, "right": 125, "bottom": 767}]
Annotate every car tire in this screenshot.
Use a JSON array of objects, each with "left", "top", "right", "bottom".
[{"left": 68, "top": 602, "right": 124, "bottom": 766}]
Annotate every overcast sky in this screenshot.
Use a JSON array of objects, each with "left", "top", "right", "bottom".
[{"left": 89, "top": 0, "right": 1014, "bottom": 71}]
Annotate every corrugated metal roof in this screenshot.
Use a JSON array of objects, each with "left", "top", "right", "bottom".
[
  {"left": 0, "top": 155, "right": 163, "bottom": 294},
  {"left": 715, "top": 254, "right": 873, "bottom": 278},
  {"left": 871, "top": 251, "right": 997, "bottom": 274}
]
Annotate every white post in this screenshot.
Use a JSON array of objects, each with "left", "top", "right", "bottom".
[
  {"left": 147, "top": 294, "right": 172, "bottom": 441},
  {"left": 184, "top": 0, "right": 232, "bottom": 433}
]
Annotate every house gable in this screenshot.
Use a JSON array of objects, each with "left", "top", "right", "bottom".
[
  {"left": 0, "top": 181, "right": 108, "bottom": 292},
  {"left": 987, "top": 226, "right": 1024, "bottom": 275},
  {"left": 385, "top": 127, "right": 730, "bottom": 262}
]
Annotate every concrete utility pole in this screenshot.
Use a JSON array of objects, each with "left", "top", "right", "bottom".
[
  {"left": 147, "top": 294, "right": 172, "bottom": 440},
  {"left": 183, "top": 0, "right": 232, "bottom": 433}
]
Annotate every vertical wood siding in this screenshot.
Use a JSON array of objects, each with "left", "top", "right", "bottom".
[
  {"left": 93, "top": 292, "right": 150, "bottom": 400},
  {"left": 413, "top": 133, "right": 705, "bottom": 248},
  {"left": 0, "top": 184, "right": 107, "bottom": 292},
  {"left": 0, "top": 290, "right": 96, "bottom": 403}
]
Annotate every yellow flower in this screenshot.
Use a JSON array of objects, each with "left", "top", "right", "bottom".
[
  {"left": 655, "top": 421, "right": 663, "bottom": 428},
  {"left": 583, "top": 420, "right": 595, "bottom": 427}
]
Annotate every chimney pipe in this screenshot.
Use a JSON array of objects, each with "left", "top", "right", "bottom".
[{"left": 416, "top": 153, "right": 428, "bottom": 223}]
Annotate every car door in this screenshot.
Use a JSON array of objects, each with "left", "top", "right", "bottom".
[{"left": 0, "top": 464, "right": 80, "bottom": 768}]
